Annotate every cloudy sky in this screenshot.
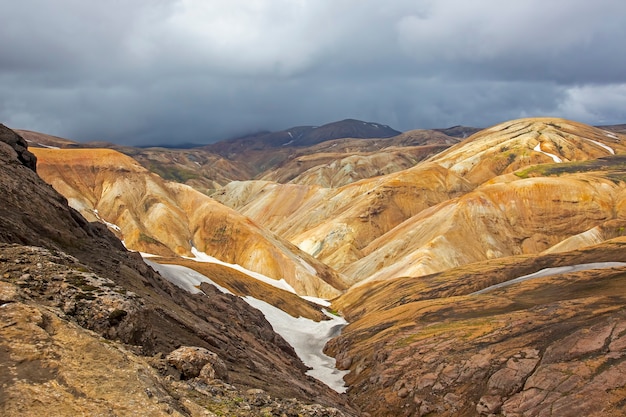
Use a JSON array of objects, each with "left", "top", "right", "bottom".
[{"left": 1, "top": 0, "right": 626, "bottom": 145}]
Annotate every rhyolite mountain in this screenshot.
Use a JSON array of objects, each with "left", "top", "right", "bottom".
[
  {"left": 8, "top": 116, "right": 626, "bottom": 416},
  {"left": 31, "top": 147, "right": 346, "bottom": 299},
  {"left": 214, "top": 118, "right": 626, "bottom": 283},
  {"left": 0, "top": 124, "right": 356, "bottom": 416},
  {"left": 17, "top": 119, "right": 452, "bottom": 192}
]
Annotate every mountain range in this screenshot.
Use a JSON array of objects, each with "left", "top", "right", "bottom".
[{"left": 3, "top": 117, "right": 626, "bottom": 416}]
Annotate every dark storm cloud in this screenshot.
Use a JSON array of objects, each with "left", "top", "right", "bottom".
[{"left": 1, "top": 0, "right": 626, "bottom": 145}]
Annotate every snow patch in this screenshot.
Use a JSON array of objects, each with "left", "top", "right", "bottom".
[
  {"left": 604, "top": 130, "right": 619, "bottom": 139},
  {"left": 533, "top": 143, "right": 562, "bottom": 163},
  {"left": 472, "top": 262, "right": 626, "bottom": 295},
  {"left": 586, "top": 138, "right": 615, "bottom": 155},
  {"left": 188, "top": 248, "right": 297, "bottom": 294},
  {"left": 243, "top": 296, "right": 348, "bottom": 393},
  {"left": 37, "top": 143, "right": 60, "bottom": 149},
  {"left": 143, "top": 256, "right": 347, "bottom": 393},
  {"left": 145, "top": 260, "right": 233, "bottom": 294},
  {"left": 92, "top": 209, "right": 121, "bottom": 232}
]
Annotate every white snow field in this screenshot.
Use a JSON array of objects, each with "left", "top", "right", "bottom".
[{"left": 144, "top": 258, "right": 349, "bottom": 392}]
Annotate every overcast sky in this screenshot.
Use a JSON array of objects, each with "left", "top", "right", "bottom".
[{"left": 1, "top": 0, "right": 626, "bottom": 145}]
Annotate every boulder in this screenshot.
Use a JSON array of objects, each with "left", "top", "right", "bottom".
[{"left": 166, "top": 346, "right": 228, "bottom": 381}]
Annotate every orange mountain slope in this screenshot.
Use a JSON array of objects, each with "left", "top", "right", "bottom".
[
  {"left": 216, "top": 118, "right": 626, "bottom": 285},
  {"left": 32, "top": 147, "right": 347, "bottom": 298}
]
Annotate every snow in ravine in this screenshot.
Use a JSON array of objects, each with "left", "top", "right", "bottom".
[
  {"left": 188, "top": 247, "right": 297, "bottom": 294},
  {"left": 533, "top": 143, "right": 562, "bottom": 163},
  {"left": 471, "top": 262, "right": 626, "bottom": 295},
  {"left": 244, "top": 296, "right": 349, "bottom": 393},
  {"left": 586, "top": 138, "right": 615, "bottom": 155},
  {"left": 92, "top": 209, "right": 122, "bottom": 232},
  {"left": 145, "top": 260, "right": 233, "bottom": 294},
  {"left": 145, "top": 257, "right": 349, "bottom": 392}
]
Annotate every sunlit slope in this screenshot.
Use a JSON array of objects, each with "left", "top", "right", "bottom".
[
  {"left": 345, "top": 171, "right": 626, "bottom": 284},
  {"left": 428, "top": 117, "right": 626, "bottom": 185},
  {"left": 216, "top": 118, "right": 626, "bottom": 284},
  {"left": 216, "top": 163, "right": 472, "bottom": 274},
  {"left": 32, "top": 148, "right": 347, "bottom": 298},
  {"left": 259, "top": 144, "right": 449, "bottom": 188}
]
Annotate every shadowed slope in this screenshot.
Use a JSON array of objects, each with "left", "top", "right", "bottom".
[{"left": 327, "top": 240, "right": 626, "bottom": 416}]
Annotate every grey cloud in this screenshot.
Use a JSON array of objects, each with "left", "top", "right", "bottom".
[{"left": 1, "top": 0, "right": 625, "bottom": 145}]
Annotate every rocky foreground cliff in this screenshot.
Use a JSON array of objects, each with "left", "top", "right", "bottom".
[{"left": 0, "top": 124, "right": 357, "bottom": 416}]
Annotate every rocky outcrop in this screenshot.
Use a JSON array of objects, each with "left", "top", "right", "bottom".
[
  {"left": 0, "top": 269, "right": 351, "bottom": 416},
  {"left": 0, "top": 124, "right": 37, "bottom": 171},
  {"left": 327, "top": 242, "right": 626, "bottom": 416},
  {"left": 0, "top": 282, "right": 189, "bottom": 417}
]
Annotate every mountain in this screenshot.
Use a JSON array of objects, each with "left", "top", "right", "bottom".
[
  {"left": 206, "top": 119, "right": 401, "bottom": 154},
  {"left": 199, "top": 119, "right": 404, "bottom": 179},
  {"left": 215, "top": 118, "right": 626, "bottom": 285},
  {"left": 16, "top": 129, "right": 251, "bottom": 193},
  {"left": 31, "top": 147, "right": 347, "bottom": 298},
  {"left": 18, "top": 123, "right": 455, "bottom": 191},
  {"left": 8, "top": 116, "right": 626, "bottom": 416},
  {"left": 257, "top": 129, "right": 458, "bottom": 187},
  {"left": 0, "top": 124, "right": 357, "bottom": 415}
]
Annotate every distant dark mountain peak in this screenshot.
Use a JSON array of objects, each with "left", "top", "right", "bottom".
[
  {"left": 292, "top": 119, "right": 400, "bottom": 146},
  {"left": 206, "top": 119, "right": 402, "bottom": 156},
  {"left": 433, "top": 125, "right": 482, "bottom": 138}
]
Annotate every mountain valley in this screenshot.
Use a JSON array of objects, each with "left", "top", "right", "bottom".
[{"left": 3, "top": 117, "right": 626, "bottom": 416}]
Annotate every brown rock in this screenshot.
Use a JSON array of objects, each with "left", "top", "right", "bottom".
[
  {"left": 0, "top": 124, "right": 37, "bottom": 172},
  {"left": 166, "top": 346, "right": 226, "bottom": 380},
  {"left": 0, "top": 281, "right": 18, "bottom": 303},
  {"left": 199, "top": 358, "right": 229, "bottom": 382},
  {"left": 477, "top": 395, "right": 502, "bottom": 415},
  {"left": 487, "top": 357, "right": 539, "bottom": 395}
]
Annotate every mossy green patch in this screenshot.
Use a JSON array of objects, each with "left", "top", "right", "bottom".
[{"left": 514, "top": 154, "right": 626, "bottom": 182}]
